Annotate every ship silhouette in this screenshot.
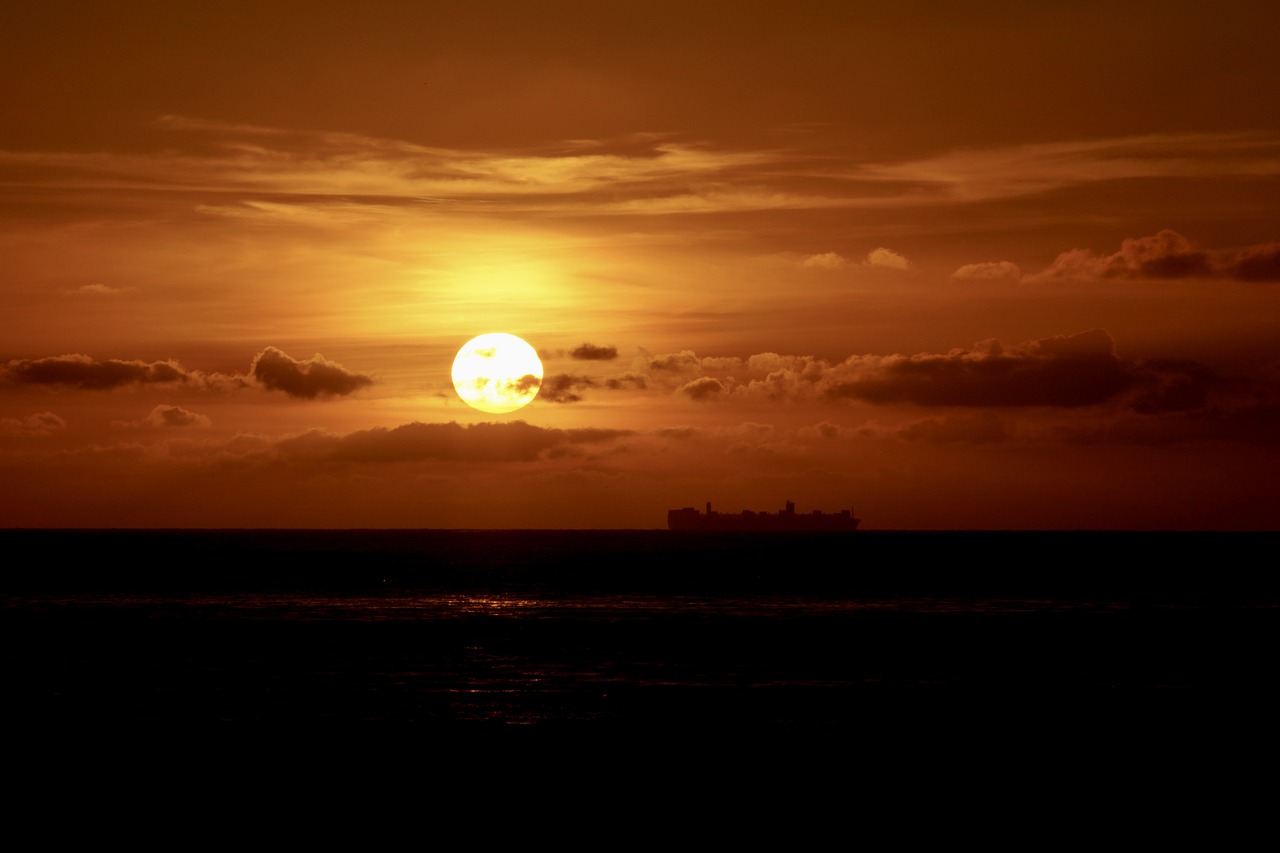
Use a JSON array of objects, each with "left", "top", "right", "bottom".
[{"left": 667, "top": 500, "right": 861, "bottom": 532}]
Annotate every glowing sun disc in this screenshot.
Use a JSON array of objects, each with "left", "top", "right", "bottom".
[{"left": 451, "top": 333, "right": 543, "bottom": 414}]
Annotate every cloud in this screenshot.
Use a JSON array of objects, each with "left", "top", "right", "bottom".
[
  {"left": 700, "top": 356, "right": 744, "bottom": 371},
  {"left": 733, "top": 422, "right": 775, "bottom": 438},
  {"left": 69, "top": 284, "right": 136, "bottom": 296},
  {"left": 511, "top": 374, "right": 541, "bottom": 395},
  {"left": 854, "top": 132, "right": 1280, "bottom": 206},
  {"left": 952, "top": 261, "right": 1023, "bottom": 281},
  {"left": 1227, "top": 243, "right": 1280, "bottom": 282},
  {"left": 274, "top": 420, "right": 629, "bottom": 465},
  {"left": 680, "top": 377, "right": 726, "bottom": 401},
  {"left": 1034, "top": 230, "right": 1211, "bottom": 280},
  {"left": 1028, "top": 230, "right": 1280, "bottom": 282},
  {"left": 0, "top": 411, "right": 66, "bottom": 437},
  {"left": 635, "top": 350, "right": 702, "bottom": 374},
  {"left": 250, "top": 347, "right": 373, "bottom": 399},
  {"left": 807, "top": 249, "right": 912, "bottom": 270},
  {"left": 802, "top": 252, "right": 849, "bottom": 269},
  {"left": 6, "top": 118, "right": 775, "bottom": 215},
  {"left": 3, "top": 348, "right": 369, "bottom": 398},
  {"left": 539, "top": 373, "right": 596, "bottom": 404},
  {"left": 822, "top": 329, "right": 1133, "bottom": 407},
  {"left": 819, "top": 329, "right": 1225, "bottom": 411},
  {"left": 7, "top": 125, "right": 1279, "bottom": 222},
  {"left": 603, "top": 372, "right": 647, "bottom": 391},
  {"left": 1125, "top": 359, "right": 1218, "bottom": 414},
  {"left": 618, "top": 333, "right": 1226, "bottom": 415},
  {"left": 2, "top": 354, "right": 201, "bottom": 390},
  {"left": 137, "top": 405, "right": 211, "bottom": 428},
  {"left": 865, "top": 248, "right": 912, "bottom": 270},
  {"left": 569, "top": 343, "right": 618, "bottom": 361},
  {"left": 1049, "top": 392, "right": 1280, "bottom": 447},
  {"left": 797, "top": 420, "right": 857, "bottom": 440}
]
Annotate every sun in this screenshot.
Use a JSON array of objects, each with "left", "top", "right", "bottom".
[{"left": 451, "top": 333, "right": 543, "bottom": 414}]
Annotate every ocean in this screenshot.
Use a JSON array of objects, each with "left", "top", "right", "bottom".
[{"left": 4, "top": 529, "right": 1278, "bottom": 744}]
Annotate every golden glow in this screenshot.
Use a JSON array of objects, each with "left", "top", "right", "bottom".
[{"left": 451, "top": 333, "right": 543, "bottom": 414}]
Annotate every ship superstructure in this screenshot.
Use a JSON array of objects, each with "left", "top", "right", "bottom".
[{"left": 667, "top": 500, "right": 860, "bottom": 532}]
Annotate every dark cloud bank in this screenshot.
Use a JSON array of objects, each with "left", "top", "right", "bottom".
[
  {"left": 660, "top": 329, "right": 1220, "bottom": 414},
  {"left": 2, "top": 354, "right": 202, "bottom": 390},
  {"left": 538, "top": 371, "right": 646, "bottom": 404},
  {"left": 825, "top": 329, "right": 1136, "bottom": 408},
  {"left": 539, "top": 374, "right": 594, "bottom": 404},
  {"left": 250, "top": 347, "right": 374, "bottom": 398},
  {"left": 1042, "top": 230, "right": 1280, "bottom": 282},
  {"left": 2, "top": 347, "right": 373, "bottom": 399},
  {"left": 569, "top": 343, "right": 618, "bottom": 361},
  {"left": 959, "top": 230, "right": 1280, "bottom": 282},
  {"left": 826, "top": 329, "right": 1218, "bottom": 413},
  {"left": 275, "top": 420, "right": 629, "bottom": 465}
]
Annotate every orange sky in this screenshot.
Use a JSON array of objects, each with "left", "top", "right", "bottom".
[{"left": 3, "top": 1, "right": 1280, "bottom": 529}]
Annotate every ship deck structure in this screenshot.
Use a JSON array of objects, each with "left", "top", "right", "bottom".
[{"left": 667, "top": 500, "right": 860, "bottom": 532}]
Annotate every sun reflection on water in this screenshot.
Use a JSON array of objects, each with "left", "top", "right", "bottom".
[{"left": 436, "top": 595, "right": 544, "bottom": 614}]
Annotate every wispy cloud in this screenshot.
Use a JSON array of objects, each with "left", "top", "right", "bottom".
[
  {"left": 0, "top": 118, "right": 770, "bottom": 207},
  {"left": 854, "top": 132, "right": 1280, "bottom": 205},
  {"left": 114, "top": 404, "right": 211, "bottom": 429},
  {"left": 802, "top": 248, "right": 913, "bottom": 270},
  {"left": 273, "top": 421, "right": 630, "bottom": 465},
  {"left": 952, "top": 261, "right": 1022, "bottom": 281},
  {"left": 7, "top": 120, "right": 1274, "bottom": 220},
  {"left": 67, "top": 283, "right": 137, "bottom": 296},
  {"left": 0, "top": 411, "right": 65, "bottom": 437}
]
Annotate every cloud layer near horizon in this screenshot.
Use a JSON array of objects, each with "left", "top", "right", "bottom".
[
  {"left": 541, "top": 330, "right": 1222, "bottom": 416},
  {"left": 2, "top": 347, "right": 372, "bottom": 399},
  {"left": 4, "top": 327, "right": 1266, "bottom": 434},
  {"left": 954, "top": 231, "right": 1280, "bottom": 283}
]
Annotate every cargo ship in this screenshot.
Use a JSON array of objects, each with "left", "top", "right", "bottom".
[{"left": 667, "top": 500, "right": 860, "bottom": 532}]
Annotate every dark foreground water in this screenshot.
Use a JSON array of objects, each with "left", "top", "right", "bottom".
[{"left": 4, "top": 529, "right": 1278, "bottom": 744}]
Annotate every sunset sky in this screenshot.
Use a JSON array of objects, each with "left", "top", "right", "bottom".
[{"left": 4, "top": 1, "right": 1279, "bottom": 529}]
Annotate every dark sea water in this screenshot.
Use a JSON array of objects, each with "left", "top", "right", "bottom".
[{"left": 4, "top": 529, "right": 1279, "bottom": 748}]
